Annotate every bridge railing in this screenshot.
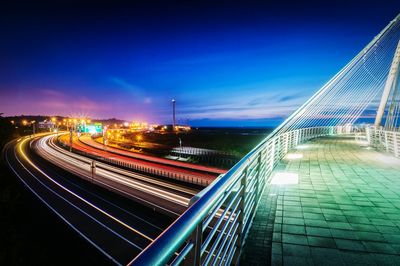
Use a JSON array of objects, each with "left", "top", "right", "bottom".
[
  {"left": 130, "top": 125, "right": 351, "bottom": 266},
  {"left": 366, "top": 127, "right": 400, "bottom": 158}
]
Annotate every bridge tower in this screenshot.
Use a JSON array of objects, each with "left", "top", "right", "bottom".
[{"left": 374, "top": 40, "right": 400, "bottom": 128}]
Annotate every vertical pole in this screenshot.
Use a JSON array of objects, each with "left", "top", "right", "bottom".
[
  {"left": 103, "top": 126, "right": 107, "bottom": 151},
  {"left": 255, "top": 152, "right": 262, "bottom": 203},
  {"left": 91, "top": 161, "right": 96, "bottom": 182},
  {"left": 191, "top": 224, "right": 202, "bottom": 266},
  {"left": 366, "top": 127, "right": 371, "bottom": 145},
  {"left": 179, "top": 138, "right": 182, "bottom": 160},
  {"left": 393, "top": 132, "right": 398, "bottom": 157},
  {"left": 69, "top": 128, "right": 73, "bottom": 152},
  {"left": 232, "top": 167, "right": 247, "bottom": 264},
  {"left": 270, "top": 139, "right": 275, "bottom": 170},
  {"left": 172, "top": 99, "right": 176, "bottom": 130},
  {"left": 185, "top": 198, "right": 203, "bottom": 266},
  {"left": 375, "top": 41, "right": 400, "bottom": 127},
  {"left": 385, "top": 131, "right": 389, "bottom": 152}
]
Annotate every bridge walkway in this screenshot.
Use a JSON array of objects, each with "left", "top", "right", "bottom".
[{"left": 241, "top": 135, "right": 400, "bottom": 266}]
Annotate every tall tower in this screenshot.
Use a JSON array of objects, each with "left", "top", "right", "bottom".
[
  {"left": 172, "top": 99, "right": 176, "bottom": 129},
  {"left": 375, "top": 40, "right": 400, "bottom": 127}
]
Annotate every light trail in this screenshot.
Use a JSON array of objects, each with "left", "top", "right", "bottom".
[
  {"left": 6, "top": 134, "right": 227, "bottom": 264},
  {"left": 66, "top": 134, "right": 221, "bottom": 186},
  {"left": 4, "top": 140, "right": 122, "bottom": 266},
  {"left": 79, "top": 134, "right": 225, "bottom": 175},
  {"left": 50, "top": 136, "right": 197, "bottom": 196},
  {"left": 35, "top": 135, "right": 194, "bottom": 208},
  {"left": 17, "top": 136, "right": 155, "bottom": 242},
  {"left": 43, "top": 134, "right": 229, "bottom": 220}
]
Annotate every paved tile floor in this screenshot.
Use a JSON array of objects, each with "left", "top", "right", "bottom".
[{"left": 242, "top": 135, "right": 400, "bottom": 265}]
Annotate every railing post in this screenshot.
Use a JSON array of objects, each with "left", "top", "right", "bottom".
[
  {"left": 366, "top": 127, "right": 371, "bottom": 145},
  {"left": 255, "top": 152, "right": 262, "bottom": 201},
  {"left": 385, "top": 131, "right": 389, "bottom": 152},
  {"left": 270, "top": 140, "right": 275, "bottom": 170},
  {"left": 233, "top": 166, "right": 248, "bottom": 263},
  {"left": 277, "top": 135, "right": 281, "bottom": 160},
  {"left": 296, "top": 130, "right": 300, "bottom": 145},
  {"left": 189, "top": 224, "right": 203, "bottom": 266},
  {"left": 285, "top": 133, "right": 289, "bottom": 153},
  {"left": 393, "top": 132, "right": 398, "bottom": 157},
  {"left": 184, "top": 202, "right": 203, "bottom": 266},
  {"left": 299, "top": 128, "right": 303, "bottom": 143}
]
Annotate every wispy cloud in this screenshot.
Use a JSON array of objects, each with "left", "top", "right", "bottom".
[
  {"left": 108, "top": 76, "right": 154, "bottom": 104},
  {"left": 168, "top": 46, "right": 271, "bottom": 65},
  {"left": 108, "top": 77, "right": 139, "bottom": 90},
  {"left": 154, "top": 88, "right": 311, "bottom": 123}
]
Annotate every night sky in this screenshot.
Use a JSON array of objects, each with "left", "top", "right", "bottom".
[{"left": 1, "top": 1, "right": 399, "bottom": 126}]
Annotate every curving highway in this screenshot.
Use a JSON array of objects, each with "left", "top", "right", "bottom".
[
  {"left": 3, "top": 134, "right": 190, "bottom": 265},
  {"left": 80, "top": 135, "right": 225, "bottom": 175},
  {"left": 38, "top": 134, "right": 198, "bottom": 215},
  {"left": 59, "top": 134, "right": 223, "bottom": 186}
]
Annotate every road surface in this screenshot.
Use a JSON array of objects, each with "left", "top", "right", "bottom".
[{"left": 3, "top": 135, "right": 176, "bottom": 265}]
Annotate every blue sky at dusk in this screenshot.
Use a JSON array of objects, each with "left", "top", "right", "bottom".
[{"left": 1, "top": 1, "right": 399, "bottom": 126}]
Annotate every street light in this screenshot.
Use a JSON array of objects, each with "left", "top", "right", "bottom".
[
  {"left": 102, "top": 125, "right": 108, "bottom": 151},
  {"left": 172, "top": 99, "right": 176, "bottom": 130},
  {"left": 69, "top": 127, "right": 73, "bottom": 152},
  {"left": 56, "top": 122, "right": 61, "bottom": 136},
  {"left": 31, "top": 120, "right": 36, "bottom": 137}
]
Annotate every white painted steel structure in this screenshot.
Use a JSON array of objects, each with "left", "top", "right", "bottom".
[{"left": 130, "top": 13, "right": 400, "bottom": 266}]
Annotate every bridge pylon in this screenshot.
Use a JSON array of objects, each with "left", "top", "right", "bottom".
[{"left": 375, "top": 40, "right": 400, "bottom": 128}]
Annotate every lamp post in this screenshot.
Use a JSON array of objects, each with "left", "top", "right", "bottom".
[
  {"left": 51, "top": 117, "right": 57, "bottom": 133},
  {"left": 103, "top": 125, "right": 107, "bottom": 151},
  {"left": 57, "top": 122, "right": 61, "bottom": 137},
  {"left": 172, "top": 99, "right": 176, "bottom": 130},
  {"left": 178, "top": 137, "right": 182, "bottom": 160},
  {"left": 31, "top": 121, "right": 36, "bottom": 138},
  {"left": 91, "top": 161, "right": 96, "bottom": 182},
  {"left": 69, "top": 128, "right": 73, "bottom": 152}
]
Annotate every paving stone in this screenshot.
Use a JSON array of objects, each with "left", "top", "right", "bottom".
[
  {"left": 306, "top": 227, "right": 332, "bottom": 237},
  {"left": 282, "top": 224, "right": 305, "bottom": 235},
  {"left": 310, "top": 247, "right": 345, "bottom": 265},
  {"left": 362, "top": 241, "right": 397, "bottom": 254},
  {"left": 282, "top": 243, "right": 311, "bottom": 256},
  {"left": 339, "top": 251, "right": 376, "bottom": 266},
  {"left": 371, "top": 254, "right": 400, "bottom": 266},
  {"left": 241, "top": 136, "right": 400, "bottom": 265},
  {"left": 335, "top": 239, "right": 366, "bottom": 251},
  {"left": 307, "top": 236, "right": 336, "bottom": 248},
  {"left": 282, "top": 233, "right": 308, "bottom": 245},
  {"left": 303, "top": 212, "right": 324, "bottom": 220},
  {"left": 356, "top": 231, "right": 385, "bottom": 242},
  {"left": 283, "top": 256, "right": 314, "bottom": 266}
]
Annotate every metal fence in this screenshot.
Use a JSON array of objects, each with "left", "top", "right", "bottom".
[
  {"left": 366, "top": 127, "right": 400, "bottom": 158},
  {"left": 130, "top": 126, "right": 351, "bottom": 266}
]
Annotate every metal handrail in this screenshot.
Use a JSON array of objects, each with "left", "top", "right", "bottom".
[
  {"left": 367, "top": 126, "right": 400, "bottom": 158},
  {"left": 130, "top": 126, "right": 350, "bottom": 265}
]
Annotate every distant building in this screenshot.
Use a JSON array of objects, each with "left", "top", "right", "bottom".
[
  {"left": 155, "top": 124, "right": 191, "bottom": 132},
  {"left": 38, "top": 121, "right": 55, "bottom": 129}
]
